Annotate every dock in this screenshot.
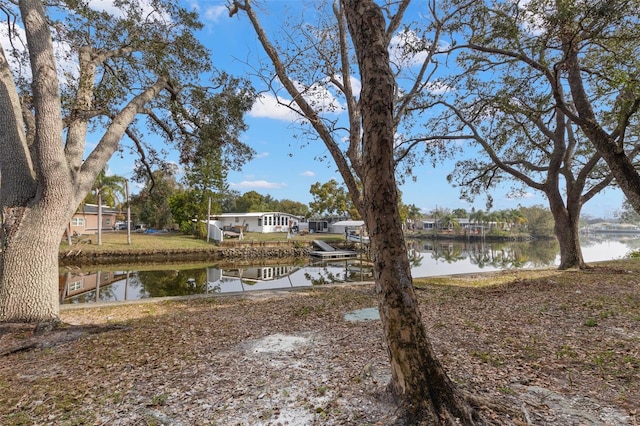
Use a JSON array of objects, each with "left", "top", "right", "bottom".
[{"left": 309, "top": 240, "right": 357, "bottom": 259}]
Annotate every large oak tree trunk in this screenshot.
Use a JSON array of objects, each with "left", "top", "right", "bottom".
[
  {"left": 547, "top": 190, "right": 586, "bottom": 270},
  {"left": 343, "top": 1, "right": 481, "bottom": 423},
  {"left": 551, "top": 208, "right": 585, "bottom": 270},
  {"left": 0, "top": 203, "right": 70, "bottom": 322}
]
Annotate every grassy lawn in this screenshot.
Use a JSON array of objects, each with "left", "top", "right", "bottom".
[{"left": 59, "top": 231, "right": 347, "bottom": 253}]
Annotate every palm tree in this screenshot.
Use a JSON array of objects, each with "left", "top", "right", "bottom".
[
  {"left": 439, "top": 213, "right": 460, "bottom": 233},
  {"left": 509, "top": 209, "right": 528, "bottom": 232},
  {"left": 469, "top": 209, "right": 487, "bottom": 235},
  {"left": 406, "top": 204, "right": 422, "bottom": 231},
  {"left": 87, "top": 169, "right": 127, "bottom": 245}
]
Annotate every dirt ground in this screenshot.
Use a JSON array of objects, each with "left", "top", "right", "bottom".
[{"left": 1, "top": 259, "right": 639, "bottom": 425}]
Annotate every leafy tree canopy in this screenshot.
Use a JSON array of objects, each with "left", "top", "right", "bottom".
[{"left": 309, "top": 179, "right": 360, "bottom": 219}]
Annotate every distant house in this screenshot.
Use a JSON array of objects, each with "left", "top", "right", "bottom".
[
  {"left": 329, "top": 220, "right": 365, "bottom": 236},
  {"left": 208, "top": 212, "right": 303, "bottom": 234},
  {"left": 304, "top": 216, "right": 350, "bottom": 233},
  {"left": 70, "top": 204, "right": 120, "bottom": 235}
]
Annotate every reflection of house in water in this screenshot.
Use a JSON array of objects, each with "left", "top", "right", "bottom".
[
  {"left": 208, "top": 265, "right": 294, "bottom": 283},
  {"left": 206, "top": 265, "right": 307, "bottom": 293},
  {"left": 59, "top": 271, "right": 128, "bottom": 302}
]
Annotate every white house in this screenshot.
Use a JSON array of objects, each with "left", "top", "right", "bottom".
[{"left": 208, "top": 212, "right": 302, "bottom": 234}]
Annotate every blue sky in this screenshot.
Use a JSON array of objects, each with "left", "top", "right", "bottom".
[{"left": 99, "top": 0, "right": 626, "bottom": 218}]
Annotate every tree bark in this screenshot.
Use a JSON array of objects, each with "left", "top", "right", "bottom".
[
  {"left": 342, "top": 1, "right": 481, "bottom": 423},
  {"left": 548, "top": 194, "right": 586, "bottom": 270},
  {"left": 0, "top": 204, "right": 69, "bottom": 322}
]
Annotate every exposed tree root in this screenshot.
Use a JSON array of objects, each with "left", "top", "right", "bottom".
[
  {"left": 463, "top": 390, "right": 525, "bottom": 424},
  {"left": 0, "top": 321, "right": 129, "bottom": 357}
]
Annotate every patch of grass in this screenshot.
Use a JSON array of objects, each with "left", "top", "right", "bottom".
[
  {"left": 295, "top": 306, "right": 314, "bottom": 318},
  {"left": 584, "top": 318, "right": 598, "bottom": 327},
  {"left": 556, "top": 344, "right": 578, "bottom": 359},
  {"left": 470, "top": 350, "right": 503, "bottom": 367},
  {"left": 598, "top": 309, "right": 616, "bottom": 319},
  {"left": 149, "top": 393, "right": 168, "bottom": 407},
  {"left": 593, "top": 350, "right": 615, "bottom": 375},
  {"left": 4, "top": 412, "right": 32, "bottom": 425},
  {"left": 60, "top": 232, "right": 212, "bottom": 253},
  {"left": 464, "top": 319, "right": 482, "bottom": 332},
  {"left": 498, "top": 386, "right": 515, "bottom": 395}
]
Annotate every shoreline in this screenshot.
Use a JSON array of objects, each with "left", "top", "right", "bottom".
[{"left": 58, "top": 232, "right": 544, "bottom": 266}]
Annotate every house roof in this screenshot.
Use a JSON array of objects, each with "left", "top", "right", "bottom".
[
  {"left": 331, "top": 220, "right": 365, "bottom": 227},
  {"left": 211, "top": 212, "right": 301, "bottom": 219},
  {"left": 77, "top": 204, "right": 119, "bottom": 215}
]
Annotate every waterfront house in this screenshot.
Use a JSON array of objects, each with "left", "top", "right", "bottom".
[
  {"left": 208, "top": 212, "right": 303, "bottom": 234},
  {"left": 70, "top": 204, "right": 120, "bottom": 235}
]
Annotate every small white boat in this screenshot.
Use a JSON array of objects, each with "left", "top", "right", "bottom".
[{"left": 347, "top": 232, "right": 370, "bottom": 244}]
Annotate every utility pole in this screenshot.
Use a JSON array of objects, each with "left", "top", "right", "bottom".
[{"left": 206, "top": 196, "right": 211, "bottom": 243}]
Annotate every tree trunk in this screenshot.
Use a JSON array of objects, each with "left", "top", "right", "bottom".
[
  {"left": 343, "top": 1, "right": 481, "bottom": 423},
  {"left": 0, "top": 204, "right": 68, "bottom": 322},
  {"left": 548, "top": 196, "right": 586, "bottom": 270}
]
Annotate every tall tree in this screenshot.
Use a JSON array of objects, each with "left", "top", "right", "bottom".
[
  {"left": 451, "top": 0, "right": 640, "bottom": 213},
  {"left": 130, "top": 169, "right": 179, "bottom": 230},
  {"left": 438, "top": 0, "right": 621, "bottom": 269},
  {"left": 275, "top": 199, "right": 310, "bottom": 217},
  {"left": 235, "top": 190, "right": 269, "bottom": 212},
  {"left": 230, "top": 0, "right": 481, "bottom": 422},
  {"left": 549, "top": 0, "right": 640, "bottom": 214},
  {"left": 0, "top": 0, "right": 253, "bottom": 322},
  {"left": 520, "top": 205, "right": 555, "bottom": 239},
  {"left": 308, "top": 179, "right": 359, "bottom": 218}
]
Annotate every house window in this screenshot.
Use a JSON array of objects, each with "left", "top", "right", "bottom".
[
  {"left": 235, "top": 217, "right": 239, "bottom": 223},
  {"left": 69, "top": 281, "right": 83, "bottom": 292},
  {"left": 72, "top": 217, "right": 84, "bottom": 226},
  {"left": 258, "top": 218, "right": 262, "bottom": 226}
]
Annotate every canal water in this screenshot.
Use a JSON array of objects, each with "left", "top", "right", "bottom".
[{"left": 59, "top": 235, "right": 640, "bottom": 305}]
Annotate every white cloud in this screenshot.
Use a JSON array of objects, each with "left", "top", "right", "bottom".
[
  {"left": 300, "top": 171, "right": 315, "bottom": 177},
  {"left": 250, "top": 75, "right": 348, "bottom": 122},
  {"left": 230, "top": 180, "right": 287, "bottom": 189},
  {"left": 329, "top": 74, "right": 361, "bottom": 98},
  {"left": 509, "top": 0, "right": 547, "bottom": 36},
  {"left": 389, "top": 29, "right": 430, "bottom": 68},
  {"left": 249, "top": 93, "right": 301, "bottom": 122},
  {"left": 302, "top": 79, "right": 345, "bottom": 113},
  {"left": 0, "top": 23, "right": 79, "bottom": 84},
  {"left": 204, "top": 5, "right": 227, "bottom": 22},
  {"left": 87, "top": 0, "right": 122, "bottom": 17},
  {"left": 88, "top": 0, "right": 168, "bottom": 21},
  {"left": 424, "top": 80, "right": 454, "bottom": 95},
  {"left": 255, "top": 152, "right": 269, "bottom": 159},
  {"left": 505, "top": 190, "right": 536, "bottom": 200}
]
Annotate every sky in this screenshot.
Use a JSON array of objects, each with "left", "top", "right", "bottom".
[{"left": 2, "top": 0, "right": 626, "bottom": 218}]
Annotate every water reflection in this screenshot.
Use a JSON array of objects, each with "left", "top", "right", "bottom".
[{"left": 59, "top": 236, "right": 640, "bottom": 304}]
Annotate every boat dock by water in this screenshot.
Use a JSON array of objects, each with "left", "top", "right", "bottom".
[{"left": 309, "top": 240, "right": 357, "bottom": 259}]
